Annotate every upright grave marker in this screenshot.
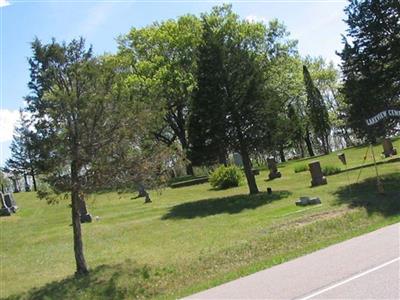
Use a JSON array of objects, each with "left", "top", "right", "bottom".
[
  {"left": 308, "top": 161, "right": 327, "bottom": 187},
  {"left": 267, "top": 157, "right": 281, "bottom": 180}
]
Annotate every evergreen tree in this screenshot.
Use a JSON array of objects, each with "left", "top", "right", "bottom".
[
  {"left": 25, "top": 38, "right": 168, "bottom": 275},
  {"left": 339, "top": 0, "right": 400, "bottom": 139},
  {"left": 188, "top": 17, "right": 228, "bottom": 166},
  {"left": 303, "top": 65, "right": 331, "bottom": 154},
  {"left": 5, "top": 113, "right": 38, "bottom": 191},
  {"left": 189, "top": 5, "right": 276, "bottom": 194}
]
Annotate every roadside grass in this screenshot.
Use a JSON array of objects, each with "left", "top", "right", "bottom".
[{"left": 1, "top": 140, "right": 399, "bottom": 299}]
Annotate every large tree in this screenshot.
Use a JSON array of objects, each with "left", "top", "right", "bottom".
[
  {"left": 25, "top": 38, "right": 167, "bottom": 275},
  {"left": 188, "top": 5, "right": 277, "bottom": 194},
  {"left": 118, "top": 15, "right": 202, "bottom": 175},
  {"left": 339, "top": 0, "right": 400, "bottom": 139}
]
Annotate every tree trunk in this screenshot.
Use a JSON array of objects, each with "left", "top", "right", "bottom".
[
  {"left": 31, "top": 170, "right": 37, "bottom": 192},
  {"left": 218, "top": 148, "right": 227, "bottom": 166},
  {"left": 185, "top": 163, "right": 194, "bottom": 176},
  {"left": 71, "top": 160, "right": 89, "bottom": 275},
  {"left": 305, "top": 131, "right": 315, "bottom": 157},
  {"left": 279, "top": 146, "right": 286, "bottom": 163},
  {"left": 23, "top": 173, "right": 30, "bottom": 192},
  {"left": 299, "top": 142, "right": 305, "bottom": 158},
  {"left": 240, "top": 146, "right": 259, "bottom": 195}
]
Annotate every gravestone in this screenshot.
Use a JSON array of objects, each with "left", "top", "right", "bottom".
[
  {"left": 4, "top": 193, "right": 18, "bottom": 213},
  {"left": 308, "top": 161, "right": 327, "bottom": 187},
  {"left": 295, "top": 196, "right": 321, "bottom": 206},
  {"left": 233, "top": 153, "right": 243, "bottom": 167},
  {"left": 267, "top": 157, "right": 281, "bottom": 180},
  {"left": 0, "top": 193, "right": 12, "bottom": 216},
  {"left": 382, "top": 139, "right": 397, "bottom": 158}
]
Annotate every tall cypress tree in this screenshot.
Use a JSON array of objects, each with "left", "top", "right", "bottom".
[
  {"left": 303, "top": 65, "right": 331, "bottom": 154},
  {"left": 339, "top": 0, "right": 400, "bottom": 139},
  {"left": 188, "top": 19, "right": 228, "bottom": 166}
]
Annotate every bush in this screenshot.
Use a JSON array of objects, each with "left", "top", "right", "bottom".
[
  {"left": 294, "top": 164, "right": 309, "bottom": 173},
  {"left": 209, "top": 165, "right": 243, "bottom": 189},
  {"left": 322, "top": 165, "right": 342, "bottom": 176}
]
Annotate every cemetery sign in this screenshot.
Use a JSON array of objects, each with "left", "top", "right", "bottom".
[{"left": 365, "top": 109, "right": 400, "bottom": 126}]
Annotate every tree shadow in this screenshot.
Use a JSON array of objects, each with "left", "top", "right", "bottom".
[
  {"left": 333, "top": 172, "right": 400, "bottom": 216},
  {"left": 5, "top": 261, "right": 165, "bottom": 300},
  {"left": 162, "top": 190, "right": 291, "bottom": 220}
]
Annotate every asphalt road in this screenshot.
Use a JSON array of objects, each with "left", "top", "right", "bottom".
[{"left": 186, "top": 223, "right": 400, "bottom": 299}]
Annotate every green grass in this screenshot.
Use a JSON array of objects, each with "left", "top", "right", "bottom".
[{"left": 1, "top": 140, "right": 400, "bottom": 299}]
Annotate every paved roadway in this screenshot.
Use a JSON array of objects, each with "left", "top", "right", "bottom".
[{"left": 186, "top": 223, "right": 400, "bottom": 299}]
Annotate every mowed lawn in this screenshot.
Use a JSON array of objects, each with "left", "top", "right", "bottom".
[{"left": 1, "top": 140, "right": 400, "bottom": 299}]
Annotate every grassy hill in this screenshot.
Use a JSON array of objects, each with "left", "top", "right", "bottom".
[{"left": 1, "top": 139, "right": 399, "bottom": 299}]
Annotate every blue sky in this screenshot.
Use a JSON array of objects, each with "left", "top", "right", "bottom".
[{"left": 0, "top": 0, "right": 348, "bottom": 165}]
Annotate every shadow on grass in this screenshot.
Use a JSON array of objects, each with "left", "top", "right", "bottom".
[
  {"left": 5, "top": 261, "right": 168, "bottom": 300},
  {"left": 334, "top": 172, "right": 400, "bottom": 216},
  {"left": 162, "top": 190, "right": 291, "bottom": 220}
]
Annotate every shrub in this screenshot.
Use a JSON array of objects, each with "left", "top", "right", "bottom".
[
  {"left": 294, "top": 164, "right": 309, "bottom": 173},
  {"left": 209, "top": 165, "right": 243, "bottom": 189},
  {"left": 322, "top": 165, "right": 342, "bottom": 176}
]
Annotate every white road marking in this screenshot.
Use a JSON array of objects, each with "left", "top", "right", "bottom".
[{"left": 298, "top": 257, "right": 400, "bottom": 300}]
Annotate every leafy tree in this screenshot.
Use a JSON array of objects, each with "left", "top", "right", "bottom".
[
  {"left": 339, "top": 0, "right": 400, "bottom": 139},
  {"left": 189, "top": 5, "right": 277, "bottom": 194},
  {"left": 4, "top": 112, "right": 38, "bottom": 191},
  {"left": 25, "top": 38, "right": 168, "bottom": 275},
  {"left": 303, "top": 65, "right": 331, "bottom": 154},
  {"left": 118, "top": 15, "right": 202, "bottom": 175}
]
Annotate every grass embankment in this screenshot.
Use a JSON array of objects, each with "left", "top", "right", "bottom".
[{"left": 1, "top": 140, "right": 399, "bottom": 299}]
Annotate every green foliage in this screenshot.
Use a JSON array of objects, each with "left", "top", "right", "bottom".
[
  {"left": 322, "top": 165, "right": 342, "bottom": 176},
  {"left": 209, "top": 165, "right": 243, "bottom": 189},
  {"left": 339, "top": 0, "right": 400, "bottom": 139},
  {"left": 293, "top": 164, "right": 309, "bottom": 173}
]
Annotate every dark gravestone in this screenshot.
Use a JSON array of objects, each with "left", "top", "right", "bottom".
[
  {"left": 4, "top": 193, "right": 18, "bottom": 213},
  {"left": 252, "top": 169, "right": 260, "bottom": 176},
  {"left": 308, "top": 161, "right": 327, "bottom": 187},
  {"left": 267, "top": 157, "right": 282, "bottom": 180},
  {"left": 382, "top": 139, "right": 397, "bottom": 158},
  {"left": 0, "top": 193, "right": 12, "bottom": 216}
]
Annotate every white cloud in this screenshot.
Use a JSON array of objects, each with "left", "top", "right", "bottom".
[
  {"left": 80, "top": 3, "right": 115, "bottom": 37},
  {"left": 245, "top": 15, "right": 267, "bottom": 24},
  {"left": 0, "top": 0, "right": 10, "bottom": 8},
  {"left": 0, "top": 109, "right": 19, "bottom": 143}
]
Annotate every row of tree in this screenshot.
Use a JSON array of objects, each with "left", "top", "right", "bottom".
[{"left": 3, "top": 1, "right": 399, "bottom": 275}]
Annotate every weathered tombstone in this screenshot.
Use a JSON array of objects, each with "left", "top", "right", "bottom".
[
  {"left": 0, "top": 193, "right": 12, "bottom": 216},
  {"left": 4, "top": 193, "right": 18, "bottom": 213},
  {"left": 267, "top": 157, "right": 281, "bottom": 180},
  {"left": 382, "top": 139, "right": 397, "bottom": 157},
  {"left": 295, "top": 196, "right": 321, "bottom": 206},
  {"left": 308, "top": 161, "right": 327, "bottom": 187},
  {"left": 233, "top": 153, "right": 243, "bottom": 167}
]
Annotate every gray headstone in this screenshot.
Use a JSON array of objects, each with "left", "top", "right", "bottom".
[
  {"left": 382, "top": 139, "right": 396, "bottom": 158},
  {"left": 0, "top": 193, "right": 12, "bottom": 216},
  {"left": 233, "top": 153, "right": 243, "bottom": 167},
  {"left": 267, "top": 157, "right": 282, "bottom": 180},
  {"left": 308, "top": 161, "right": 327, "bottom": 187},
  {"left": 4, "top": 193, "right": 18, "bottom": 213}
]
